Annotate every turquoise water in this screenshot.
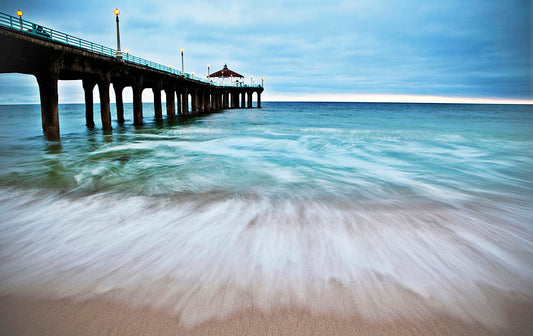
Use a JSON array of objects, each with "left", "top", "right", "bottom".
[{"left": 0, "top": 102, "right": 532, "bottom": 326}]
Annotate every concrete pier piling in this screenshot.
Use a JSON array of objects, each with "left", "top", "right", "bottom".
[
  {"left": 182, "top": 89, "right": 189, "bottom": 116},
  {"left": 97, "top": 73, "right": 112, "bottom": 131},
  {"left": 36, "top": 68, "right": 60, "bottom": 141},
  {"left": 248, "top": 91, "right": 253, "bottom": 108},
  {"left": 83, "top": 79, "right": 96, "bottom": 128},
  {"left": 113, "top": 83, "right": 125, "bottom": 124},
  {"left": 153, "top": 82, "right": 162, "bottom": 121},
  {"left": 176, "top": 91, "right": 182, "bottom": 115},
  {"left": 165, "top": 86, "right": 176, "bottom": 118},
  {"left": 132, "top": 76, "right": 144, "bottom": 125}
]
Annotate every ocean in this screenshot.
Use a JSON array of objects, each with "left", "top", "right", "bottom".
[{"left": 0, "top": 102, "right": 532, "bottom": 327}]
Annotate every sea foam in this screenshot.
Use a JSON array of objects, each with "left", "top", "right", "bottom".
[{"left": 0, "top": 189, "right": 531, "bottom": 326}]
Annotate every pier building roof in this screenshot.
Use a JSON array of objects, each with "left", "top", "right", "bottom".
[{"left": 208, "top": 64, "right": 244, "bottom": 78}]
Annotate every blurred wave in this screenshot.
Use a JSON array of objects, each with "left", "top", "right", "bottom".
[{"left": 0, "top": 189, "right": 531, "bottom": 326}]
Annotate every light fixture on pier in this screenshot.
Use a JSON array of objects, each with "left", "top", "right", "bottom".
[
  {"left": 261, "top": 77, "right": 264, "bottom": 87},
  {"left": 114, "top": 9, "right": 123, "bottom": 61},
  {"left": 207, "top": 64, "right": 210, "bottom": 77},
  {"left": 251, "top": 75, "right": 253, "bottom": 86},
  {"left": 16, "top": 10, "right": 23, "bottom": 30},
  {"left": 180, "top": 48, "right": 184, "bottom": 75}
]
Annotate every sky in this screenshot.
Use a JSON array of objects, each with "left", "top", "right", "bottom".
[{"left": 0, "top": 0, "right": 531, "bottom": 104}]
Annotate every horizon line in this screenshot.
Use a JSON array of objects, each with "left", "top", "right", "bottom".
[
  {"left": 1, "top": 100, "right": 532, "bottom": 106},
  {"left": 262, "top": 94, "right": 533, "bottom": 105},
  {"left": 1, "top": 94, "right": 532, "bottom": 106}
]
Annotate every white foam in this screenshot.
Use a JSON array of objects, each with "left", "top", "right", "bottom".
[{"left": 0, "top": 189, "right": 531, "bottom": 327}]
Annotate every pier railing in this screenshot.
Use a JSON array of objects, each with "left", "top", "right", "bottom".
[{"left": 0, "top": 11, "right": 261, "bottom": 88}]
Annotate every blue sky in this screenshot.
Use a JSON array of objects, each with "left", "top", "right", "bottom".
[{"left": 0, "top": 0, "right": 531, "bottom": 103}]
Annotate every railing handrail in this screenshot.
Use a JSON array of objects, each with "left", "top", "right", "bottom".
[{"left": 0, "top": 11, "right": 262, "bottom": 88}]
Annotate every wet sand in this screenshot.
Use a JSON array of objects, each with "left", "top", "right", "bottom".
[{"left": 1, "top": 294, "right": 532, "bottom": 336}]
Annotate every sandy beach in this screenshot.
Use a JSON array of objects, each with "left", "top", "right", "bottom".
[{"left": 1, "top": 293, "right": 532, "bottom": 336}]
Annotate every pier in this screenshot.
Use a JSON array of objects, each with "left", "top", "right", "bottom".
[{"left": 0, "top": 11, "right": 264, "bottom": 140}]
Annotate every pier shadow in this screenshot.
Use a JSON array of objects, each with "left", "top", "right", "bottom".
[{"left": 45, "top": 141, "right": 63, "bottom": 155}]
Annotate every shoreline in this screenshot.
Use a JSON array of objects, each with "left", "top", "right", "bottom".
[{"left": 1, "top": 294, "right": 532, "bottom": 336}]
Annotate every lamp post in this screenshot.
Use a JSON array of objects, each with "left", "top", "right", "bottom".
[
  {"left": 114, "top": 9, "right": 122, "bottom": 60},
  {"left": 207, "top": 64, "right": 211, "bottom": 83},
  {"left": 16, "top": 10, "right": 23, "bottom": 30},
  {"left": 251, "top": 76, "right": 253, "bottom": 86},
  {"left": 180, "top": 48, "right": 184, "bottom": 75},
  {"left": 261, "top": 77, "right": 264, "bottom": 87}
]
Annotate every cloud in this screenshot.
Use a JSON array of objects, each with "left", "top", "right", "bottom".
[{"left": 0, "top": 0, "right": 531, "bottom": 103}]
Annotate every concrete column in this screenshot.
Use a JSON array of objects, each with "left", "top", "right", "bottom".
[
  {"left": 165, "top": 87, "right": 176, "bottom": 118},
  {"left": 98, "top": 75, "right": 112, "bottom": 131},
  {"left": 36, "top": 70, "right": 60, "bottom": 140},
  {"left": 153, "top": 83, "right": 163, "bottom": 121},
  {"left": 176, "top": 91, "right": 182, "bottom": 115},
  {"left": 241, "top": 92, "right": 246, "bottom": 108},
  {"left": 248, "top": 91, "right": 253, "bottom": 108},
  {"left": 204, "top": 91, "right": 211, "bottom": 112},
  {"left": 257, "top": 92, "right": 262, "bottom": 108},
  {"left": 199, "top": 91, "right": 203, "bottom": 113},
  {"left": 133, "top": 76, "right": 144, "bottom": 125},
  {"left": 232, "top": 91, "right": 238, "bottom": 109},
  {"left": 182, "top": 89, "right": 189, "bottom": 116},
  {"left": 225, "top": 92, "right": 230, "bottom": 109},
  {"left": 191, "top": 91, "right": 197, "bottom": 114},
  {"left": 198, "top": 90, "right": 204, "bottom": 114},
  {"left": 204, "top": 92, "right": 209, "bottom": 112},
  {"left": 196, "top": 91, "right": 201, "bottom": 114},
  {"left": 82, "top": 79, "right": 96, "bottom": 128},
  {"left": 212, "top": 92, "right": 217, "bottom": 111},
  {"left": 113, "top": 83, "right": 125, "bottom": 124}
]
